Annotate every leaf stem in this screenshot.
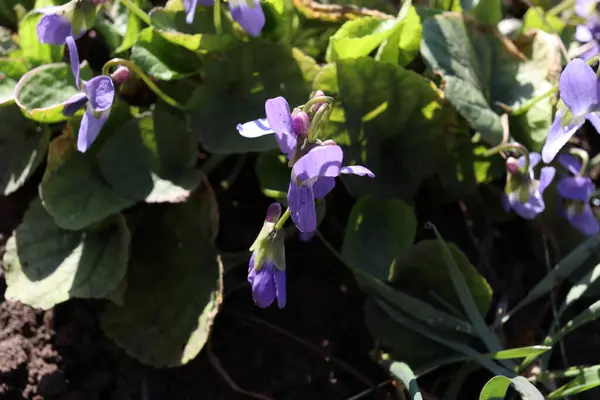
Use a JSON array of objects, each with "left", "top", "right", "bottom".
[
  {"left": 214, "top": 0, "right": 223, "bottom": 35},
  {"left": 511, "top": 86, "right": 558, "bottom": 116},
  {"left": 547, "top": 0, "right": 576, "bottom": 17},
  {"left": 274, "top": 208, "right": 291, "bottom": 230},
  {"left": 568, "top": 147, "right": 589, "bottom": 176},
  {"left": 483, "top": 143, "right": 531, "bottom": 171},
  {"left": 102, "top": 58, "right": 184, "bottom": 109},
  {"left": 302, "top": 96, "right": 335, "bottom": 112},
  {"left": 118, "top": 0, "right": 152, "bottom": 26},
  {"left": 308, "top": 103, "right": 331, "bottom": 142}
]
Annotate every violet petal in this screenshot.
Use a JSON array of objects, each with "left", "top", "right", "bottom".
[{"left": 292, "top": 145, "right": 343, "bottom": 182}]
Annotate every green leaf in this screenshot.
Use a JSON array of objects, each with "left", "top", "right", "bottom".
[
  {"left": 385, "top": 361, "right": 423, "bottom": 400},
  {"left": 326, "top": 17, "right": 399, "bottom": 62},
  {"left": 255, "top": 150, "right": 290, "bottom": 200},
  {"left": 395, "top": 240, "right": 493, "bottom": 317},
  {"left": 14, "top": 61, "right": 93, "bottom": 123},
  {"left": 18, "top": 10, "right": 63, "bottom": 64},
  {"left": 131, "top": 27, "right": 202, "bottom": 80},
  {"left": 548, "top": 366, "right": 600, "bottom": 398},
  {"left": 95, "top": 14, "right": 126, "bottom": 52},
  {"left": 40, "top": 132, "right": 135, "bottom": 230},
  {"left": 428, "top": 226, "right": 507, "bottom": 367},
  {"left": 421, "top": 13, "right": 535, "bottom": 145},
  {"left": 312, "top": 58, "right": 457, "bottom": 200},
  {"left": 375, "top": 5, "right": 422, "bottom": 66},
  {"left": 487, "top": 346, "right": 551, "bottom": 360},
  {"left": 467, "top": 0, "right": 502, "bottom": 26},
  {"left": 0, "top": 105, "right": 50, "bottom": 195},
  {"left": 150, "top": 6, "right": 233, "bottom": 54},
  {"left": 115, "top": 0, "right": 142, "bottom": 53},
  {"left": 342, "top": 195, "right": 416, "bottom": 282},
  {"left": 367, "top": 297, "right": 508, "bottom": 374},
  {"left": 522, "top": 7, "right": 566, "bottom": 36},
  {"left": 507, "top": 30, "right": 558, "bottom": 151},
  {"left": 0, "top": 57, "right": 30, "bottom": 105},
  {"left": 3, "top": 198, "right": 130, "bottom": 310},
  {"left": 100, "top": 181, "right": 223, "bottom": 368},
  {"left": 97, "top": 103, "right": 201, "bottom": 203},
  {"left": 188, "top": 41, "right": 313, "bottom": 154},
  {"left": 480, "top": 376, "right": 543, "bottom": 399},
  {"left": 353, "top": 267, "right": 476, "bottom": 336},
  {"left": 552, "top": 298, "right": 600, "bottom": 343}
]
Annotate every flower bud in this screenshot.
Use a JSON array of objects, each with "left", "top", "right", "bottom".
[
  {"left": 505, "top": 157, "right": 520, "bottom": 175},
  {"left": 249, "top": 203, "right": 285, "bottom": 272},
  {"left": 265, "top": 202, "right": 281, "bottom": 223},
  {"left": 292, "top": 110, "right": 310, "bottom": 137},
  {"left": 247, "top": 203, "right": 287, "bottom": 308},
  {"left": 110, "top": 66, "right": 130, "bottom": 85}
]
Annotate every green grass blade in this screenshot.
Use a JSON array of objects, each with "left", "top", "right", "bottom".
[
  {"left": 551, "top": 298, "right": 600, "bottom": 343},
  {"left": 480, "top": 376, "right": 543, "bottom": 400},
  {"left": 548, "top": 366, "right": 600, "bottom": 398},
  {"left": 316, "top": 230, "right": 475, "bottom": 335},
  {"left": 429, "top": 224, "right": 514, "bottom": 370},
  {"left": 376, "top": 299, "right": 513, "bottom": 376},
  {"left": 487, "top": 346, "right": 551, "bottom": 360}
]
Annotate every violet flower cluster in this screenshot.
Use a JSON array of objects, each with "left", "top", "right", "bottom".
[
  {"left": 183, "top": 0, "right": 265, "bottom": 37},
  {"left": 237, "top": 92, "right": 375, "bottom": 308},
  {"left": 33, "top": 0, "right": 115, "bottom": 153},
  {"left": 574, "top": 0, "right": 600, "bottom": 60},
  {"left": 501, "top": 56, "right": 600, "bottom": 234}
]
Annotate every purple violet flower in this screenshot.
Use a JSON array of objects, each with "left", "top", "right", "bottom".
[
  {"left": 289, "top": 144, "right": 374, "bottom": 233},
  {"left": 503, "top": 152, "right": 555, "bottom": 219},
  {"left": 63, "top": 37, "right": 115, "bottom": 153},
  {"left": 248, "top": 254, "right": 286, "bottom": 308},
  {"left": 248, "top": 203, "right": 286, "bottom": 308},
  {"left": 556, "top": 154, "right": 599, "bottom": 235},
  {"left": 183, "top": 0, "right": 265, "bottom": 37},
  {"left": 237, "top": 96, "right": 306, "bottom": 159},
  {"left": 36, "top": 6, "right": 85, "bottom": 45},
  {"left": 541, "top": 58, "right": 600, "bottom": 163},
  {"left": 574, "top": 0, "right": 600, "bottom": 60}
]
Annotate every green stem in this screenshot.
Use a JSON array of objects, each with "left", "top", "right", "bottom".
[
  {"left": 511, "top": 86, "right": 558, "bottom": 116},
  {"left": 102, "top": 59, "right": 184, "bottom": 109},
  {"left": 274, "top": 208, "right": 291, "bottom": 230},
  {"left": 119, "top": 0, "right": 152, "bottom": 26},
  {"left": 214, "top": 0, "right": 222, "bottom": 35},
  {"left": 302, "top": 96, "right": 335, "bottom": 112},
  {"left": 568, "top": 147, "right": 589, "bottom": 176},
  {"left": 547, "top": 0, "right": 576, "bottom": 17},
  {"left": 483, "top": 143, "right": 531, "bottom": 171},
  {"left": 308, "top": 103, "right": 331, "bottom": 142}
]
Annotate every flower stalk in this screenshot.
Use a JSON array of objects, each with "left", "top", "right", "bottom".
[{"left": 101, "top": 58, "right": 183, "bottom": 109}]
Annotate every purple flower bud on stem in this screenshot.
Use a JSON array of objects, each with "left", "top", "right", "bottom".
[
  {"left": 505, "top": 157, "right": 521, "bottom": 175},
  {"left": 110, "top": 66, "right": 130, "bottom": 84},
  {"left": 265, "top": 202, "right": 282, "bottom": 223},
  {"left": 292, "top": 111, "right": 310, "bottom": 137}
]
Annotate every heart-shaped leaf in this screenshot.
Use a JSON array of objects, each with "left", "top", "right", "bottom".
[
  {"left": 14, "top": 62, "right": 93, "bottom": 123},
  {"left": 100, "top": 180, "right": 223, "bottom": 367},
  {"left": 0, "top": 105, "right": 50, "bottom": 195},
  {"left": 3, "top": 198, "right": 130, "bottom": 310}
]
